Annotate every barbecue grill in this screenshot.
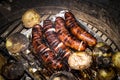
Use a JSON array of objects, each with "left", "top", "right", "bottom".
[{"left": 0, "top": 0, "right": 120, "bottom": 80}]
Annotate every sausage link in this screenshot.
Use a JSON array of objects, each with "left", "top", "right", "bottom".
[
  {"left": 32, "top": 24, "right": 62, "bottom": 69},
  {"left": 55, "top": 17, "right": 86, "bottom": 51},
  {"left": 43, "top": 20, "right": 72, "bottom": 59},
  {"left": 65, "top": 12, "right": 97, "bottom": 46}
]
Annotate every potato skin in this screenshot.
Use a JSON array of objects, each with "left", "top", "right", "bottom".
[
  {"left": 98, "top": 68, "right": 115, "bottom": 80},
  {"left": 68, "top": 52, "right": 92, "bottom": 70},
  {"left": 6, "top": 33, "right": 29, "bottom": 53},
  {"left": 112, "top": 52, "right": 120, "bottom": 69},
  {"left": 22, "top": 9, "right": 41, "bottom": 28}
]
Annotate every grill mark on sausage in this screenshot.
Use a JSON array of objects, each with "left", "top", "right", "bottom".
[
  {"left": 43, "top": 20, "right": 72, "bottom": 59},
  {"left": 32, "top": 24, "right": 62, "bottom": 69},
  {"left": 65, "top": 12, "right": 97, "bottom": 46},
  {"left": 55, "top": 17, "right": 86, "bottom": 51}
]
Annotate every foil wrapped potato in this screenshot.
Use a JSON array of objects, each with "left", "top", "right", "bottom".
[{"left": 22, "top": 9, "right": 41, "bottom": 28}]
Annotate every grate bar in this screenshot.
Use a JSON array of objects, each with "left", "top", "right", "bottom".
[
  {"left": 0, "top": 12, "right": 120, "bottom": 80},
  {"left": 1, "top": 19, "right": 21, "bottom": 38}
]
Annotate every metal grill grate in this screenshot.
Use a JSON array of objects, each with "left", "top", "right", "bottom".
[
  {"left": 78, "top": 19, "right": 119, "bottom": 52},
  {"left": 0, "top": 11, "right": 119, "bottom": 80}
]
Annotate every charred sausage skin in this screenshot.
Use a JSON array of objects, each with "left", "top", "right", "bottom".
[
  {"left": 43, "top": 20, "right": 72, "bottom": 59},
  {"left": 55, "top": 17, "right": 86, "bottom": 51},
  {"left": 65, "top": 12, "right": 97, "bottom": 46},
  {"left": 32, "top": 24, "right": 62, "bottom": 69}
]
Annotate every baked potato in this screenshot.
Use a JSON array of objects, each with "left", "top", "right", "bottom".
[
  {"left": 68, "top": 52, "right": 92, "bottom": 70},
  {"left": 22, "top": 9, "right": 41, "bottom": 28},
  {"left": 97, "top": 68, "right": 115, "bottom": 80},
  {"left": 112, "top": 52, "right": 120, "bottom": 69},
  {"left": 6, "top": 32, "right": 29, "bottom": 53}
]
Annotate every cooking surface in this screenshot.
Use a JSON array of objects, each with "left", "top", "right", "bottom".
[
  {"left": 0, "top": 11, "right": 119, "bottom": 80},
  {"left": 0, "top": 0, "right": 120, "bottom": 43},
  {"left": 0, "top": 0, "right": 120, "bottom": 80}
]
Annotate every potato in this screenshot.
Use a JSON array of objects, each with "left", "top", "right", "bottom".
[
  {"left": 6, "top": 32, "right": 29, "bottom": 53},
  {"left": 95, "top": 42, "right": 105, "bottom": 48},
  {"left": 22, "top": 9, "right": 40, "bottom": 28},
  {"left": 50, "top": 71, "right": 77, "bottom": 80},
  {"left": 0, "top": 75, "right": 4, "bottom": 80},
  {"left": 68, "top": 52, "right": 92, "bottom": 70},
  {"left": 98, "top": 68, "right": 115, "bottom": 80},
  {"left": 112, "top": 52, "right": 120, "bottom": 69},
  {"left": 1, "top": 62, "right": 24, "bottom": 80}
]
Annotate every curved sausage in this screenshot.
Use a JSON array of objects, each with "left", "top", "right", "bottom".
[
  {"left": 65, "top": 12, "right": 97, "bottom": 46},
  {"left": 32, "top": 24, "right": 62, "bottom": 69},
  {"left": 43, "top": 20, "right": 72, "bottom": 59},
  {"left": 55, "top": 17, "right": 86, "bottom": 51}
]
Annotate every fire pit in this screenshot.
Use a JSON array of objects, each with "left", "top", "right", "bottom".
[{"left": 0, "top": 0, "right": 120, "bottom": 80}]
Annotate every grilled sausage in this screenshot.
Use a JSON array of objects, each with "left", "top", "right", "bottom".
[
  {"left": 32, "top": 24, "right": 62, "bottom": 69},
  {"left": 55, "top": 17, "right": 86, "bottom": 51},
  {"left": 65, "top": 12, "right": 97, "bottom": 46},
  {"left": 43, "top": 20, "right": 72, "bottom": 59}
]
